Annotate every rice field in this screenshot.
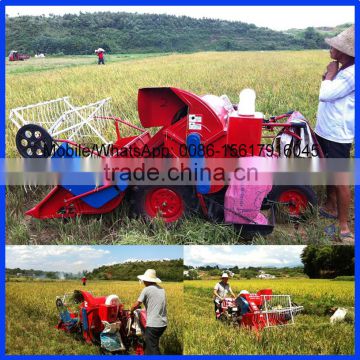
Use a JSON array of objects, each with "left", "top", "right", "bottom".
[
  {"left": 5, "top": 51, "right": 354, "bottom": 245},
  {"left": 6, "top": 280, "right": 183, "bottom": 355},
  {"left": 5, "top": 277, "right": 355, "bottom": 355},
  {"left": 7, "top": 50, "right": 328, "bottom": 146},
  {"left": 184, "top": 278, "right": 354, "bottom": 355}
]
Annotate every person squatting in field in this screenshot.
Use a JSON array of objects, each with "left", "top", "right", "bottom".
[
  {"left": 213, "top": 273, "right": 236, "bottom": 319},
  {"left": 314, "top": 25, "right": 355, "bottom": 244},
  {"left": 131, "top": 269, "right": 167, "bottom": 355}
]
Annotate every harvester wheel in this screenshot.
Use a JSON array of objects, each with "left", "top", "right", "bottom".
[
  {"left": 267, "top": 185, "right": 317, "bottom": 220},
  {"left": 132, "top": 185, "right": 196, "bottom": 224}
]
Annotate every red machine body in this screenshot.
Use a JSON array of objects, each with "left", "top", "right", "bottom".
[
  {"left": 9, "top": 51, "right": 30, "bottom": 61},
  {"left": 56, "top": 290, "right": 145, "bottom": 354},
  {"left": 21, "top": 87, "right": 319, "bottom": 230},
  {"left": 219, "top": 288, "right": 303, "bottom": 330}
]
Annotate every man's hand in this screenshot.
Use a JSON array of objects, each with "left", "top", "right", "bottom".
[
  {"left": 324, "top": 61, "right": 339, "bottom": 80},
  {"left": 130, "top": 300, "right": 142, "bottom": 313}
]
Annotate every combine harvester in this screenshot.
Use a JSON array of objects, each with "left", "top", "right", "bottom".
[
  {"left": 217, "top": 289, "right": 304, "bottom": 330},
  {"left": 8, "top": 50, "right": 30, "bottom": 61},
  {"left": 56, "top": 290, "right": 146, "bottom": 354},
  {"left": 9, "top": 87, "right": 320, "bottom": 238}
]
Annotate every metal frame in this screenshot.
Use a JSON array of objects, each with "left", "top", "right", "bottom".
[
  {"left": 9, "top": 96, "right": 112, "bottom": 144},
  {"left": 261, "top": 294, "right": 304, "bottom": 328}
]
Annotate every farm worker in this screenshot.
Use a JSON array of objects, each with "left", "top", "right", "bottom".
[
  {"left": 95, "top": 48, "right": 105, "bottom": 65},
  {"left": 131, "top": 269, "right": 167, "bottom": 355},
  {"left": 213, "top": 273, "right": 236, "bottom": 318},
  {"left": 82, "top": 276, "right": 87, "bottom": 286},
  {"left": 314, "top": 25, "right": 354, "bottom": 243}
]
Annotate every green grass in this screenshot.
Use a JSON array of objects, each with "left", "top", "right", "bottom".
[
  {"left": 184, "top": 279, "right": 354, "bottom": 355},
  {"left": 333, "top": 276, "right": 355, "bottom": 281},
  {"left": 6, "top": 185, "right": 353, "bottom": 245},
  {"left": 6, "top": 53, "right": 170, "bottom": 75}
]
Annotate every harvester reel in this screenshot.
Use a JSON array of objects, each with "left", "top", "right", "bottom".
[{"left": 16, "top": 124, "right": 53, "bottom": 158}]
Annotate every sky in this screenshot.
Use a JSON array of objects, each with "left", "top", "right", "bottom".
[
  {"left": 184, "top": 245, "right": 305, "bottom": 268},
  {"left": 6, "top": 6, "right": 354, "bottom": 31},
  {"left": 6, "top": 245, "right": 183, "bottom": 273}
]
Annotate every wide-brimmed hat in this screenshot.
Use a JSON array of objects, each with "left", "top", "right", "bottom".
[
  {"left": 221, "top": 273, "right": 229, "bottom": 278},
  {"left": 137, "top": 269, "right": 161, "bottom": 283},
  {"left": 325, "top": 25, "right": 354, "bottom": 57}
]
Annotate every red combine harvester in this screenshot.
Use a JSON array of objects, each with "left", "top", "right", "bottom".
[
  {"left": 56, "top": 290, "right": 146, "bottom": 354},
  {"left": 8, "top": 50, "right": 30, "bottom": 61},
  {"left": 217, "top": 289, "right": 303, "bottom": 330},
  {"left": 14, "top": 87, "right": 320, "bottom": 237}
]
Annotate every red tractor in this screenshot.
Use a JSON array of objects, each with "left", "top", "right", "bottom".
[
  {"left": 8, "top": 50, "right": 30, "bottom": 61},
  {"left": 217, "top": 289, "right": 303, "bottom": 330},
  {"left": 14, "top": 87, "right": 320, "bottom": 237},
  {"left": 56, "top": 290, "right": 146, "bottom": 354}
]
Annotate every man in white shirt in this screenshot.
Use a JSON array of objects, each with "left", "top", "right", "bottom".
[
  {"left": 213, "top": 273, "right": 236, "bottom": 318},
  {"left": 131, "top": 269, "right": 167, "bottom": 355},
  {"left": 315, "top": 25, "right": 354, "bottom": 243}
]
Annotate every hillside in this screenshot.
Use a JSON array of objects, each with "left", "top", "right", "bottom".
[
  {"left": 286, "top": 23, "right": 352, "bottom": 37},
  {"left": 89, "top": 259, "right": 183, "bottom": 281},
  {"left": 284, "top": 23, "right": 352, "bottom": 48},
  {"left": 5, "top": 11, "right": 334, "bottom": 55},
  {"left": 6, "top": 259, "right": 183, "bottom": 281}
]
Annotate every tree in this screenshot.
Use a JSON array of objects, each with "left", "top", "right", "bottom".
[
  {"left": 6, "top": 11, "right": 309, "bottom": 55},
  {"left": 186, "top": 269, "right": 200, "bottom": 280},
  {"left": 303, "top": 27, "right": 325, "bottom": 49},
  {"left": 301, "top": 245, "right": 354, "bottom": 278}
]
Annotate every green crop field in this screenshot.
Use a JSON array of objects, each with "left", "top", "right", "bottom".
[
  {"left": 6, "top": 280, "right": 183, "bottom": 355},
  {"left": 5, "top": 51, "right": 354, "bottom": 245},
  {"left": 184, "top": 278, "right": 354, "bottom": 355}
]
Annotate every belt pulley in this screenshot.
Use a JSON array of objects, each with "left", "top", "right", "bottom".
[{"left": 16, "top": 124, "right": 53, "bottom": 158}]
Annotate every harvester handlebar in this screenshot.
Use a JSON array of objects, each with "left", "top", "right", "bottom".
[{"left": 264, "top": 111, "right": 294, "bottom": 124}]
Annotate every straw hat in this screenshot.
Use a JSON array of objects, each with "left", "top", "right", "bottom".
[
  {"left": 325, "top": 25, "right": 354, "bottom": 57},
  {"left": 221, "top": 273, "right": 229, "bottom": 278},
  {"left": 137, "top": 269, "right": 161, "bottom": 283}
]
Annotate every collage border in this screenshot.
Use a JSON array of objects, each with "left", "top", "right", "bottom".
[{"left": 0, "top": 0, "right": 358, "bottom": 359}]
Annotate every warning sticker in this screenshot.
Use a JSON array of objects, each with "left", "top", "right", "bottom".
[
  {"left": 189, "top": 122, "right": 202, "bottom": 130},
  {"left": 189, "top": 114, "right": 202, "bottom": 123},
  {"left": 189, "top": 114, "right": 202, "bottom": 130}
]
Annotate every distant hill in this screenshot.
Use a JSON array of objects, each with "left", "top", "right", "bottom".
[
  {"left": 5, "top": 12, "right": 346, "bottom": 55},
  {"left": 89, "top": 259, "right": 183, "bottom": 282},
  {"left": 284, "top": 23, "right": 352, "bottom": 48},
  {"left": 184, "top": 265, "right": 305, "bottom": 279},
  {"left": 285, "top": 23, "right": 352, "bottom": 37},
  {"left": 6, "top": 268, "right": 77, "bottom": 279},
  {"left": 6, "top": 259, "right": 183, "bottom": 282}
]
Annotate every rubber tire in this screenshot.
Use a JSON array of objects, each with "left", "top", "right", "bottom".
[
  {"left": 131, "top": 185, "right": 198, "bottom": 224},
  {"left": 267, "top": 185, "right": 317, "bottom": 220}
]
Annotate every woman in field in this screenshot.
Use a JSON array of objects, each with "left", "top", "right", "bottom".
[
  {"left": 95, "top": 48, "right": 105, "bottom": 65},
  {"left": 315, "top": 25, "right": 354, "bottom": 244}
]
